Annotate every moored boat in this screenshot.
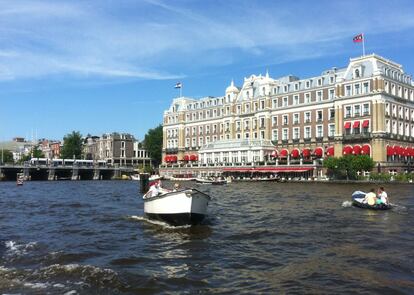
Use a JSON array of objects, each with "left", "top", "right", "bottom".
[
  {"left": 195, "top": 178, "right": 227, "bottom": 185},
  {"left": 16, "top": 173, "right": 24, "bottom": 186},
  {"left": 143, "top": 188, "right": 211, "bottom": 226},
  {"left": 351, "top": 191, "right": 392, "bottom": 210}
]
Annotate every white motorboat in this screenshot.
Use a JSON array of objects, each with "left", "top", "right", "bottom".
[
  {"left": 143, "top": 188, "right": 211, "bottom": 226},
  {"left": 131, "top": 174, "right": 163, "bottom": 181},
  {"left": 195, "top": 178, "right": 227, "bottom": 185}
]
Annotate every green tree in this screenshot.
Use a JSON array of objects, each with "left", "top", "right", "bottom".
[
  {"left": 32, "top": 146, "right": 45, "bottom": 158},
  {"left": 1, "top": 149, "right": 14, "bottom": 163},
  {"left": 351, "top": 155, "right": 374, "bottom": 172},
  {"left": 323, "top": 155, "right": 376, "bottom": 180},
  {"left": 143, "top": 124, "right": 163, "bottom": 167},
  {"left": 60, "top": 131, "right": 83, "bottom": 159}
]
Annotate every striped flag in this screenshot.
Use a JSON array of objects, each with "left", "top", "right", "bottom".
[
  {"left": 353, "top": 34, "right": 363, "bottom": 43},
  {"left": 174, "top": 82, "right": 182, "bottom": 89}
]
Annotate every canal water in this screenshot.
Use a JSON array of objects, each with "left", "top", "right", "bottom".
[{"left": 0, "top": 180, "right": 413, "bottom": 294}]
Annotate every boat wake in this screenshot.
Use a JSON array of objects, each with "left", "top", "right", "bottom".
[
  {"left": 341, "top": 201, "right": 353, "bottom": 208},
  {"left": 128, "top": 215, "right": 192, "bottom": 229}
]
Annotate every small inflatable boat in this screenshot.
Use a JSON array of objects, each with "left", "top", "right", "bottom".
[{"left": 351, "top": 191, "right": 392, "bottom": 210}]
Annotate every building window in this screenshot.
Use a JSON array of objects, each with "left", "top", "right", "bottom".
[
  {"left": 272, "top": 116, "right": 278, "bottom": 126},
  {"left": 283, "top": 115, "right": 289, "bottom": 125},
  {"left": 354, "top": 105, "right": 361, "bottom": 117},
  {"left": 329, "top": 124, "right": 335, "bottom": 137},
  {"left": 317, "top": 91, "right": 322, "bottom": 101},
  {"left": 272, "top": 129, "right": 278, "bottom": 141},
  {"left": 363, "top": 103, "right": 370, "bottom": 115},
  {"left": 260, "top": 117, "right": 265, "bottom": 128},
  {"left": 345, "top": 85, "right": 351, "bottom": 96},
  {"left": 283, "top": 97, "right": 288, "bottom": 107},
  {"left": 304, "top": 112, "right": 311, "bottom": 123},
  {"left": 293, "top": 95, "right": 299, "bottom": 105},
  {"left": 363, "top": 82, "right": 369, "bottom": 93},
  {"left": 317, "top": 110, "right": 323, "bottom": 122},
  {"left": 354, "top": 84, "right": 360, "bottom": 95},
  {"left": 293, "top": 113, "right": 299, "bottom": 124},
  {"left": 329, "top": 108, "right": 335, "bottom": 120},
  {"left": 329, "top": 89, "right": 335, "bottom": 100},
  {"left": 260, "top": 130, "right": 265, "bottom": 139},
  {"left": 345, "top": 106, "right": 352, "bottom": 118},
  {"left": 316, "top": 125, "right": 323, "bottom": 138},
  {"left": 305, "top": 126, "right": 311, "bottom": 139},
  {"left": 305, "top": 93, "right": 310, "bottom": 103},
  {"left": 272, "top": 99, "right": 278, "bottom": 109},
  {"left": 282, "top": 128, "right": 289, "bottom": 140},
  {"left": 260, "top": 100, "right": 265, "bottom": 109},
  {"left": 293, "top": 127, "right": 299, "bottom": 139}
]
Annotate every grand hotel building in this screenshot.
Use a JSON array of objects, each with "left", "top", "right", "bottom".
[{"left": 161, "top": 54, "right": 414, "bottom": 178}]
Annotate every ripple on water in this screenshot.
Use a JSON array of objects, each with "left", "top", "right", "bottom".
[{"left": 0, "top": 181, "right": 413, "bottom": 294}]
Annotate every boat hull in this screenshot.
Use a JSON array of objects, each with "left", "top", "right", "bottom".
[
  {"left": 196, "top": 178, "right": 227, "bottom": 185},
  {"left": 352, "top": 199, "right": 392, "bottom": 210},
  {"left": 144, "top": 212, "right": 206, "bottom": 226},
  {"left": 144, "top": 189, "right": 210, "bottom": 226}
]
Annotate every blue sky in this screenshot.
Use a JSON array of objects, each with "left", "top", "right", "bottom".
[{"left": 1, "top": 0, "right": 414, "bottom": 141}]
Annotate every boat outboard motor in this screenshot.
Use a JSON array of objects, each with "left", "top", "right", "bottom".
[{"left": 352, "top": 191, "right": 366, "bottom": 200}]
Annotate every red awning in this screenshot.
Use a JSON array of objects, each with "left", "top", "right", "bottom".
[
  {"left": 353, "top": 145, "right": 361, "bottom": 155},
  {"left": 326, "top": 146, "right": 334, "bottom": 157},
  {"left": 409, "top": 147, "right": 414, "bottom": 157},
  {"left": 353, "top": 121, "right": 360, "bottom": 128},
  {"left": 361, "top": 144, "right": 371, "bottom": 155},
  {"left": 399, "top": 146, "right": 404, "bottom": 156},
  {"left": 271, "top": 150, "right": 278, "bottom": 158},
  {"left": 362, "top": 120, "right": 370, "bottom": 128},
  {"left": 314, "top": 147, "right": 323, "bottom": 158},
  {"left": 164, "top": 156, "right": 170, "bottom": 162},
  {"left": 343, "top": 146, "right": 353, "bottom": 155},
  {"left": 302, "top": 148, "right": 311, "bottom": 158},
  {"left": 170, "top": 155, "right": 178, "bottom": 162},
  {"left": 344, "top": 122, "right": 351, "bottom": 129},
  {"left": 223, "top": 167, "right": 314, "bottom": 173},
  {"left": 190, "top": 154, "right": 198, "bottom": 161},
  {"left": 387, "top": 146, "right": 394, "bottom": 156},
  {"left": 404, "top": 147, "right": 410, "bottom": 157},
  {"left": 280, "top": 149, "right": 288, "bottom": 158},
  {"left": 291, "top": 149, "right": 300, "bottom": 159},
  {"left": 183, "top": 155, "right": 190, "bottom": 161}
]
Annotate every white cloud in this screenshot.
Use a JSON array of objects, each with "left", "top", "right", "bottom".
[{"left": 0, "top": 0, "right": 413, "bottom": 81}]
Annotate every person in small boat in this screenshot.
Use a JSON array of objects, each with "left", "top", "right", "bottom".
[
  {"left": 377, "top": 187, "right": 389, "bottom": 205},
  {"left": 363, "top": 188, "right": 377, "bottom": 205}
]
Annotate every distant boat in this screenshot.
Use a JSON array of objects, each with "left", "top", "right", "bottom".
[
  {"left": 131, "top": 174, "right": 163, "bottom": 181},
  {"left": 16, "top": 173, "right": 24, "bottom": 186},
  {"left": 143, "top": 188, "right": 211, "bottom": 226},
  {"left": 351, "top": 191, "right": 392, "bottom": 210},
  {"left": 195, "top": 178, "right": 227, "bottom": 185}
]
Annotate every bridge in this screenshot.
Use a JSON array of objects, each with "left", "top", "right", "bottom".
[{"left": 0, "top": 164, "right": 135, "bottom": 181}]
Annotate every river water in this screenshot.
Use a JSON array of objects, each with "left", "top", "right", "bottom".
[{"left": 0, "top": 180, "right": 413, "bottom": 294}]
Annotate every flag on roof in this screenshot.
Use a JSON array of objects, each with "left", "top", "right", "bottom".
[
  {"left": 174, "top": 82, "right": 182, "bottom": 89},
  {"left": 353, "top": 34, "right": 363, "bottom": 43}
]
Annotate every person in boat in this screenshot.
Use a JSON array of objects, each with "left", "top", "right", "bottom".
[
  {"left": 363, "top": 188, "right": 377, "bottom": 205},
  {"left": 377, "top": 186, "right": 389, "bottom": 205},
  {"left": 173, "top": 183, "right": 181, "bottom": 191},
  {"left": 148, "top": 181, "right": 161, "bottom": 197}
]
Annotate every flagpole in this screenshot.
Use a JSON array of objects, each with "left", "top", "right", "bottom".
[
  {"left": 362, "top": 33, "right": 365, "bottom": 56},
  {"left": 180, "top": 84, "right": 182, "bottom": 98}
]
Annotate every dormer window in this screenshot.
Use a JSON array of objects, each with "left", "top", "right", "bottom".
[{"left": 355, "top": 69, "right": 360, "bottom": 78}]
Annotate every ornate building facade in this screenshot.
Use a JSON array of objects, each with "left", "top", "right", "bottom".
[{"left": 161, "top": 54, "right": 414, "bottom": 177}]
